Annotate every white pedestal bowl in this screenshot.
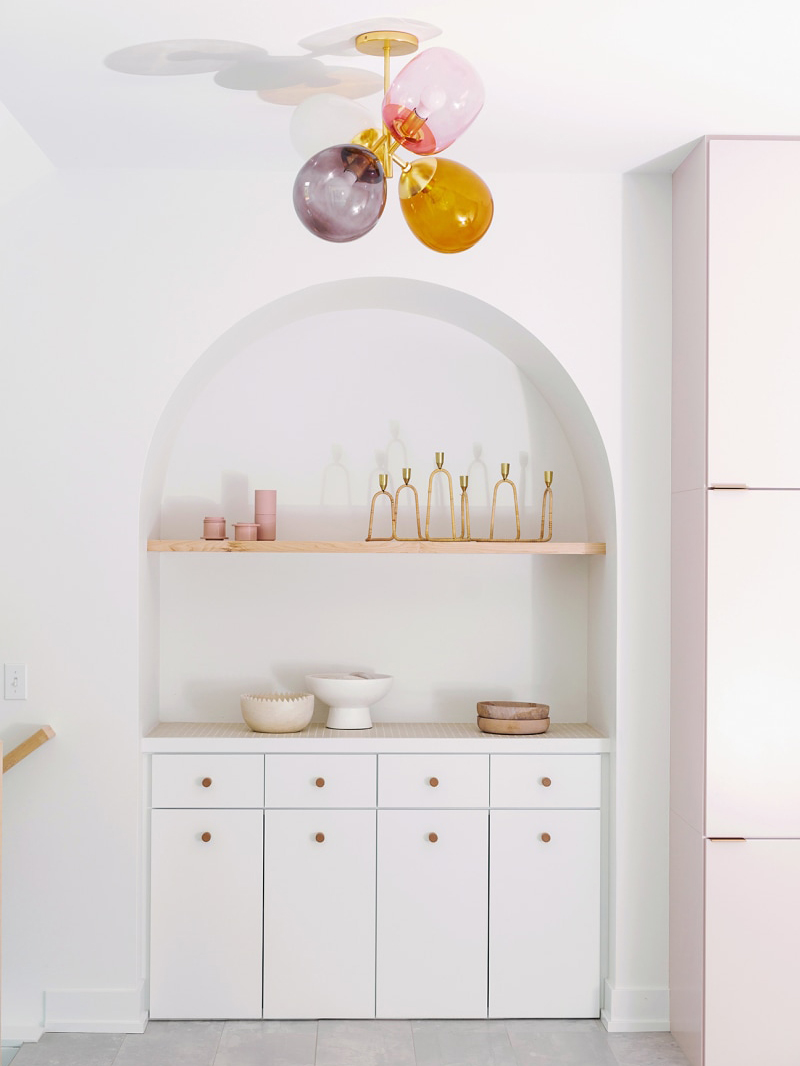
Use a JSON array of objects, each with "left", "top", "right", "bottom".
[{"left": 305, "top": 672, "right": 393, "bottom": 729}]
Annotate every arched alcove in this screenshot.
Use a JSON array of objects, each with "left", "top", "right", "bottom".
[{"left": 139, "top": 278, "right": 616, "bottom": 737}]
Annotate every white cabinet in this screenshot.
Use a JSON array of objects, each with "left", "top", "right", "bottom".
[
  {"left": 149, "top": 807, "right": 264, "bottom": 1019},
  {"left": 672, "top": 136, "right": 800, "bottom": 1066},
  {"left": 489, "top": 809, "right": 600, "bottom": 1018},
  {"left": 376, "top": 809, "right": 488, "bottom": 1018},
  {"left": 147, "top": 734, "right": 606, "bottom": 1022},
  {"left": 263, "top": 809, "right": 376, "bottom": 1019}
]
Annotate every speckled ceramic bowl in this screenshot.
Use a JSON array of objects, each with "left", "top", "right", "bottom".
[{"left": 240, "top": 693, "right": 314, "bottom": 733}]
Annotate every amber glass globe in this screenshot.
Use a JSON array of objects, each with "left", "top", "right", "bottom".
[
  {"left": 293, "top": 145, "right": 386, "bottom": 242},
  {"left": 398, "top": 158, "right": 493, "bottom": 253}
]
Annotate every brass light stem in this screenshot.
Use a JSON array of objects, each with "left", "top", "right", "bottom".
[
  {"left": 382, "top": 39, "right": 393, "bottom": 178},
  {"left": 383, "top": 38, "right": 391, "bottom": 93}
]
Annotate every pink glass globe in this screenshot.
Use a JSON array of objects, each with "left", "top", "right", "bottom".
[
  {"left": 382, "top": 47, "right": 485, "bottom": 156},
  {"left": 293, "top": 145, "right": 386, "bottom": 242}
]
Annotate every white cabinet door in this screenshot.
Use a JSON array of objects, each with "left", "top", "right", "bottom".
[
  {"left": 706, "top": 490, "right": 800, "bottom": 837},
  {"left": 376, "top": 809, "right": 488, "bottom": 1018},
  {"left": 150, "top": 808, "right": 263, "bottom": 1019},
  {"left": 705, "top": 840, "right": 800, "bottom": 1066},
  {"left": 707, "top": 139, "right": 800, "bottom": 487},
  {"left": 489, "top": 809, "right": 600, "bottom": 1018},
  {"left": 263, "top": 809, "right": 376, "bottom": 1019}
]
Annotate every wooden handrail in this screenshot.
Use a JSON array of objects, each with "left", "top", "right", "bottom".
[{"left": 2, "top": 726, "right": 55, "bottom": 774}]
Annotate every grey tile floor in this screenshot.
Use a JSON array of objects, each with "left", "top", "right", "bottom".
[{"left": 5, "top": 1020, "right": 691, "bottom": 1066}]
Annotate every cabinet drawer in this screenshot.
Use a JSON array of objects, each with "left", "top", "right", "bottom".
[
  {"left": 378, "top": 754, "right": 489, "bottom": 808},
  {"left": 264, "top": 754, "right": 376, "bottom": 808},
  {"left": 151, "top": 754, "right": 264, "bottom": 808},
  {"left": 491, "top": 754, "right": 601, "bottom": 808}
]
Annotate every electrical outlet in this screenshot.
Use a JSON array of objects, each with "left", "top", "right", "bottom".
[{"left": 4, "top": 663, "right": 27, "bottom": 700}]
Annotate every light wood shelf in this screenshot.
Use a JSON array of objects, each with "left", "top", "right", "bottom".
[
  {"left": 3, "top": 725, "right": 55, "bottom": 774},
  {"left": 148, "top": 539, "right": 605, "bottom": 555}
]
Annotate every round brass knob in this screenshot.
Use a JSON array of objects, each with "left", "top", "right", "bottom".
[
  {"left": 541, "top": 832, "right": 551, "bottom": 843},
  {"left": 428, "top": 832, "right": 438, "bottom": 843},
  {"left": 201, "top": 832, "right": 211, "bottom": 842},
  {"left": 429, "top": 777, "right": 439, "bottom": 788},
  {"left": 315, "top": 832, "right": 325, "bottom": 843},
  {"left": 315, "top": 777, "right": 325, "bottom": 788},
  {"left": 201, "top": 777, "right": 212, "bottom": 788},
  {"left": 541, "top": 777, "right": 552, "bottom": 787}
]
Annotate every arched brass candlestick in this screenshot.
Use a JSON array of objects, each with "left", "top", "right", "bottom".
[
  {"left": 366, "top": 473, "right": 395, "bottom": 541},
  {"left": 425, "top": 452, "right": 458, "bottom": 540},
  {"left": 485, "top": 462, "right": 521, "bottom": 541},
  {"left": 459, "top": 475, "right": 471, "bottom": 540},
  {"left": 531, "top": 470, "right": 554, "bottom": 542},
  {"left": 394, "top": 467, "right": 422, "bottom": 541}
]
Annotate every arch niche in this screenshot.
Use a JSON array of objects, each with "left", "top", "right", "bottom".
[{"left": 139, "top": 277, "right": 616, "bottom": 738}]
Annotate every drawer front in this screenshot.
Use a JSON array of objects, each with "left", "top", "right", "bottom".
[
  {"left": 378, "top": 754, "right": 489, "bottom": 808},
  {"left": 264, "top": 754, "right": 376, "bottom": 808},
  {"left": 151, "top": 754, "right": 264, "bottom": 808},
  {"left": 490, "top": 754, "right": 601, "bottom": 809}
]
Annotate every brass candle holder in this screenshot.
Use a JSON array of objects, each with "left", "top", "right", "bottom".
[
  {"left": 394, "top": 467, "right": 422, "bottom": 541},
  {"left": 425, "top": 452, "right": 458, "bottom": 540},
  {"left": 479, "top": 462, "right": 521, "bottom": 541},
  {"left": 459, "top": 475, "right": 471, "bottom": 540},
  {"left": 531, "top": 470, "right": 554, "bottom": 542},
  {"left": 366, "top": 473, "right": 395, "bottom": 541}
]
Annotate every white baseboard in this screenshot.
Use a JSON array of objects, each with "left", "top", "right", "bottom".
[
  {"left": 1, "top": 1025, "right": 44, "bottom": 1045},
  {"left": 43, "top": 983, "right": 148, "bottom": 1034},
  {"left": 601, "top": 980, "right": 670, "bottom": 1032}
]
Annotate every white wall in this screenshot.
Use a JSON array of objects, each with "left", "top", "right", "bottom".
[
  {"left": 0, "top": 165, "right": 671, "bottom": 1037},
  {"left": 158, "top": 308, "right": 590, "bottom": 724}
]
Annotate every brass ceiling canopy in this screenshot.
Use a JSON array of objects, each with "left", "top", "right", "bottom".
[{"left": 354, "top": 30, "right": 420, "bottom": 58}]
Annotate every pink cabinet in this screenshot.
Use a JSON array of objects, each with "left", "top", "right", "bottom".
[{"left": 672, "top": 136, "right": 800, "bottom": 1066}]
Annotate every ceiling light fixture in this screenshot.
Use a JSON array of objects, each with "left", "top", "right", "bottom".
[{"left": 292, "top": 29, "right": 493, "bottom": 254}]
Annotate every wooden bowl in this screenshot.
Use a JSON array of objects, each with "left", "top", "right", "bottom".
[
  {"left": 477, "top": 700, "right": 550, "bottom": 721},
  {"left": 477, "top": 716, "right": 550, "bottom": 735}
]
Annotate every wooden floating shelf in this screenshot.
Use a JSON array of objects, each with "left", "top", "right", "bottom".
[{"left": 148, "top": 539, "right": 606, "bottom": 556}]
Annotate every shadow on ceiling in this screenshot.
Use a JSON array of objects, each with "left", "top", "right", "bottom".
[{"left": 104, "top": 39, "right": 383, "bottom": 105}]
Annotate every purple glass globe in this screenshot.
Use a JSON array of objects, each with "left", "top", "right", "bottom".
[{"left": 293, "top": 145, "right": 386, "bottom": 242}]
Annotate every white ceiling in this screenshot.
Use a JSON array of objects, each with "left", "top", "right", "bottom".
[{"left": 2, "top": 0, "right": 799, "bottom": 174}]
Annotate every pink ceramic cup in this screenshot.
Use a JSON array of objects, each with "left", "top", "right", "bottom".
[
  {"left": 255, "top": 514, "right": 276, "bottom": 541},
  {"left": 203, "top": 516, "right": 226, "bottom": 540},
  {"left": 254, "top": 489, "right": 277, "bottom": 541}
]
